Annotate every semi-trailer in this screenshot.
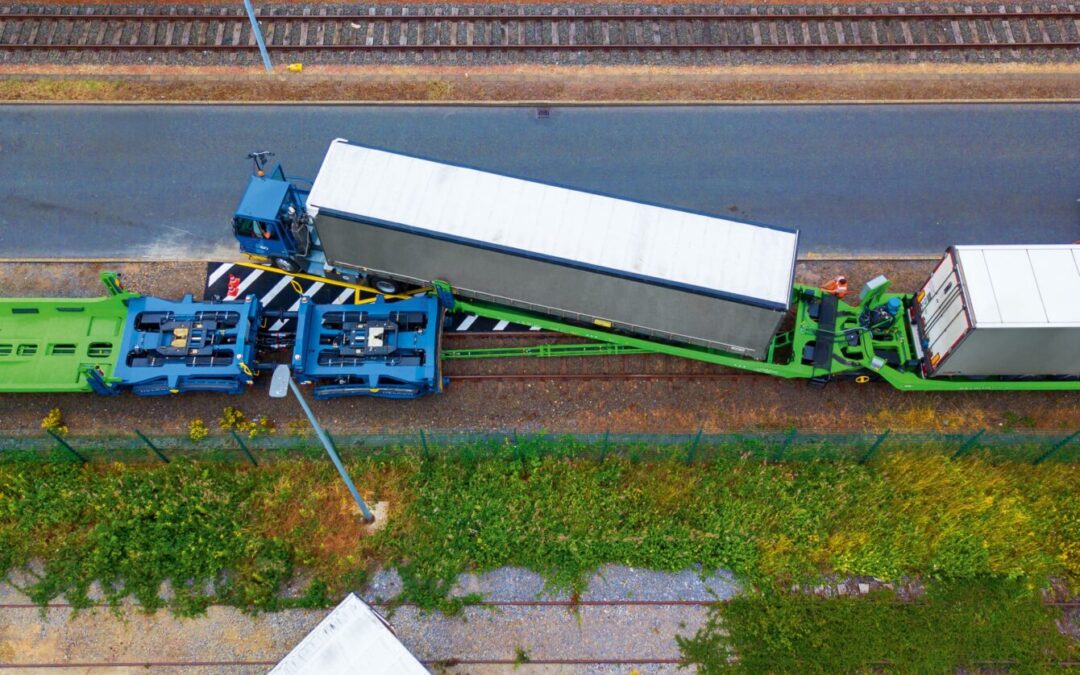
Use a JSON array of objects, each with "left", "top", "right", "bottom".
[
  {"left": 235, "top": 139, "right": 799, "bottom": 360},
  {"left": 227, "top": 139, "right": 1080, "bottom": 391}
]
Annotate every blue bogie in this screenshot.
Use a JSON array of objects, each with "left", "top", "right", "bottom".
[
  {"left": 291, "top": 294, "right": 443, "bottom": 400},
  {"left": 110, "top": 294, "right": 260, "bottom": 396}
]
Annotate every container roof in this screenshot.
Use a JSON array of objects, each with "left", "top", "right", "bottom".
[
  {"left": 269, "top": 594, "right": 427, "bottom": 675},
  {"left": 955, "top": 245, "right": 1080, "bottom": 328},
  {"left": 307, "top": 139, "right": 799, "bottom": 308}
]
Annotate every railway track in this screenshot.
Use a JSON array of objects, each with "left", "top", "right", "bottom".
[{"left": 2, "top": 3, "right": 1079, "bottom": 64}]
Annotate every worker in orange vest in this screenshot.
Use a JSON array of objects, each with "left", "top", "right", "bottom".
[{"left": 821, "top": 275, "right": 849, "bottom": 298}]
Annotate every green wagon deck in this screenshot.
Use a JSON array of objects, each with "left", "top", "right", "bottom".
[{"left": 0, "top": 292, "right": 131, "bottom": 393}]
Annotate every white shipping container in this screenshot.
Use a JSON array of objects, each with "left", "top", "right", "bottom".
[
  {"left": 306, "top": 139, "right": 801, "bottom": 358},
  {"left": 914, "top": 245, "right": 1080, "bottom": 377}
]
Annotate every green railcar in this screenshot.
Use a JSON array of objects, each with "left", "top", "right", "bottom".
[{"left": 0, "top": 275, "right": 134, "bottom": 393}]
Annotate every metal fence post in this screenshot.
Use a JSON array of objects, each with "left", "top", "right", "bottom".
[
  {"left": 599, "top": 430, "right": 609, "bottom": 462},
  {"left": 952, "top": 429, "right": 986, "bottom": 459},
  {"left": 419, "top": 429, "right": 430, "bottom": 461},
  {"left": 859, "top": 430, "right": 891, "bottom": 465},
  {"left": 772, "top": 428, "right": 797, "bottom": 463},
  {"left": 46, "top": 429, "right": 86, "bottom": 463},
  {"left": 230, "top": 429, "right": 259, "bottom": 466},
  {"left": 685, "top": 426, "right": 704, "bottom": 465},
  {"left": 134, "top": 429, "right": 169, "bottom": 464},
  {"left": 1033, "top": 430, "right": 1079, "bottom": 465}
]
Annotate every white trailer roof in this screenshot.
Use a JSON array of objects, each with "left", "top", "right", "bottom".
[
  {"left": 955, "top": 245, "right": 1080, "bottom": 328},
  {"left": 308, "top": 139, "right": 799, "bottom": 308},
  {"left": 269, "top": 594, "right": 427, "bottom": 675}
]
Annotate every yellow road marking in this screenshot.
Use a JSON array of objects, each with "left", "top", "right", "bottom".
[{"left": 234, "top": 261, "right": 427, "bottom": 302}]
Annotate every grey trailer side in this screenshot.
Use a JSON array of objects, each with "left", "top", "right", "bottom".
[{"left": 314, "top": 211, "right": 789, "bottom": 359}]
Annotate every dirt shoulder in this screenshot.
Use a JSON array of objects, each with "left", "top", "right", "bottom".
[{"left": 2, "top": 64, "right": 1079, "bottom": 102}]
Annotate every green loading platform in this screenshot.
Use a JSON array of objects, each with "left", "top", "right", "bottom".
[{"left": 0, "top": 273, "right": 136, "bottom": 393}]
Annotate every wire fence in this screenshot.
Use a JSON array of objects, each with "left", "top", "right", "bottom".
[{"left": 0, "top": 427, "right": 1077, "bottom": 466}]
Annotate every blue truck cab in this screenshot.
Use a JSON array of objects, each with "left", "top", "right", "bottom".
[{"left": 232, "top": 158, "right": 403, "bottom": 293}]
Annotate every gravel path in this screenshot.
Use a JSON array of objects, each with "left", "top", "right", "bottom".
[{"left": 0, "top": 565, "right": 739, "bottom": 672}]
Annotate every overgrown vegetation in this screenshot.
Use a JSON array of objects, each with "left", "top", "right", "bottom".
[
  {"left": 0, "top": 444, "right": 1076, "bottom": 622},
  {"left": 218, "top": 406, "right": 275, "bottom": 439},
  {"left": 678, "top": 580, "right": 1076, "bottom": 672},
  {"left": 187, "top": 419, "right": 209, "bottom": 443},
  {"left": 39, "top": 408, "right": 67, "bottom": 436}
]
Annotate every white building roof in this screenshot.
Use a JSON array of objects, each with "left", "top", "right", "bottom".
[
  {"left": 307, "top": 139, "right": 799, "bottom": 308},
  {"left": 269, "top": 594, "right": 427, "bottom": 675},
  {"left": 955, "top": 245, "right": 1080, "bottom": 328}
]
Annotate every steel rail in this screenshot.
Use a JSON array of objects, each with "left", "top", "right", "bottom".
[{"left": 3, "top": 10, "right": 1078, "bottom": 21}]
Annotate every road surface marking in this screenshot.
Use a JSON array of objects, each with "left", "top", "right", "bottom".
[
  {"left": 207, "top": 262, "right": 234, "bottom": 287},
  {"left": 232, "top": 269, "right": 264, "bottom": 297},
  {"left": 331, "top": 287, "right": 354, "bottom": 304},
  {"left": 270, "top": 281, "right": 324, "bottom": 331},
  {"left": 259, "top": 274, "right": 295, "bottom": 307}
]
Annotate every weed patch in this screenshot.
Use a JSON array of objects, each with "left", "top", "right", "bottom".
[{"left": 677, "top": 580, "right": 1076, "bottom": 673}]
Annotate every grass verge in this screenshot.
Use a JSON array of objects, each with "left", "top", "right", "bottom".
[
  {"left": 678, "top": 580, "right": 1077, "bottom": 672},
  {"left": 0, "top": 443, "right": 1076, "bottom": 616},
  {"left": 3, "top": 65, "right": 1080, "bottom": 103}
]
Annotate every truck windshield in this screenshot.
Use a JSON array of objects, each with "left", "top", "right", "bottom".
[{"left": 235, "top": 218, "right": 277, "bottom": 240}]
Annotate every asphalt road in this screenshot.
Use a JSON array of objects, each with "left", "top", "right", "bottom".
[{"left": 1, "top": 104, "right": 1077, "bottom": 259}]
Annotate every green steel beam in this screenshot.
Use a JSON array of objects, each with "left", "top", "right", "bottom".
[
  {"left": 432, "top": 280, "right": 1080, "bottom": 392},
  {"left": 443, "top": 342, "right": 653, "bottom": 360}
]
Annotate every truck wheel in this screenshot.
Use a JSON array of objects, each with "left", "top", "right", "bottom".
[
  {"left": 272, "top": 257, "right": 300, "bottom": 273},
  {"left": 370, "top": 277, "right": 401, "bottom": 294}
]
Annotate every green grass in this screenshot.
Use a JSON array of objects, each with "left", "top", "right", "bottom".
[
  {"left": 678, "top": 580, "right": 1076, "bottom": 673},
  {"left": 0, "top": 445, "right": 1076, "bottom": 617}
]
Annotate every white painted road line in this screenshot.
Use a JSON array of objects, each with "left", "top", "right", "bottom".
[
  {"left": 456, "top": 315, "right": 478, "bottom": 332},
  {"left": 270, "top": 281, "right": 325, "bottom": 331},
  {"left": 232, "top": 269, "right": 264, "bottom": 297},
  {"left": 207, "top": 262, "right": 234, "bottom": 287},
  {"left": 529, "top": 325, "right": 543, "bottom": 331},
  {"left": 493, "top": 320, "right": 510, "bottom": 331},
  {"left": 259, "top": 274, "right": 295, "bottom": 307},
  {"left": 331, "top": 287, "right": 354, "bottom": 304}
]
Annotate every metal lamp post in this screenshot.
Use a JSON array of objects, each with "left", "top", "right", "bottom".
[{"left": 270, "top": 365, "right": 375, "bottom": 523}]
